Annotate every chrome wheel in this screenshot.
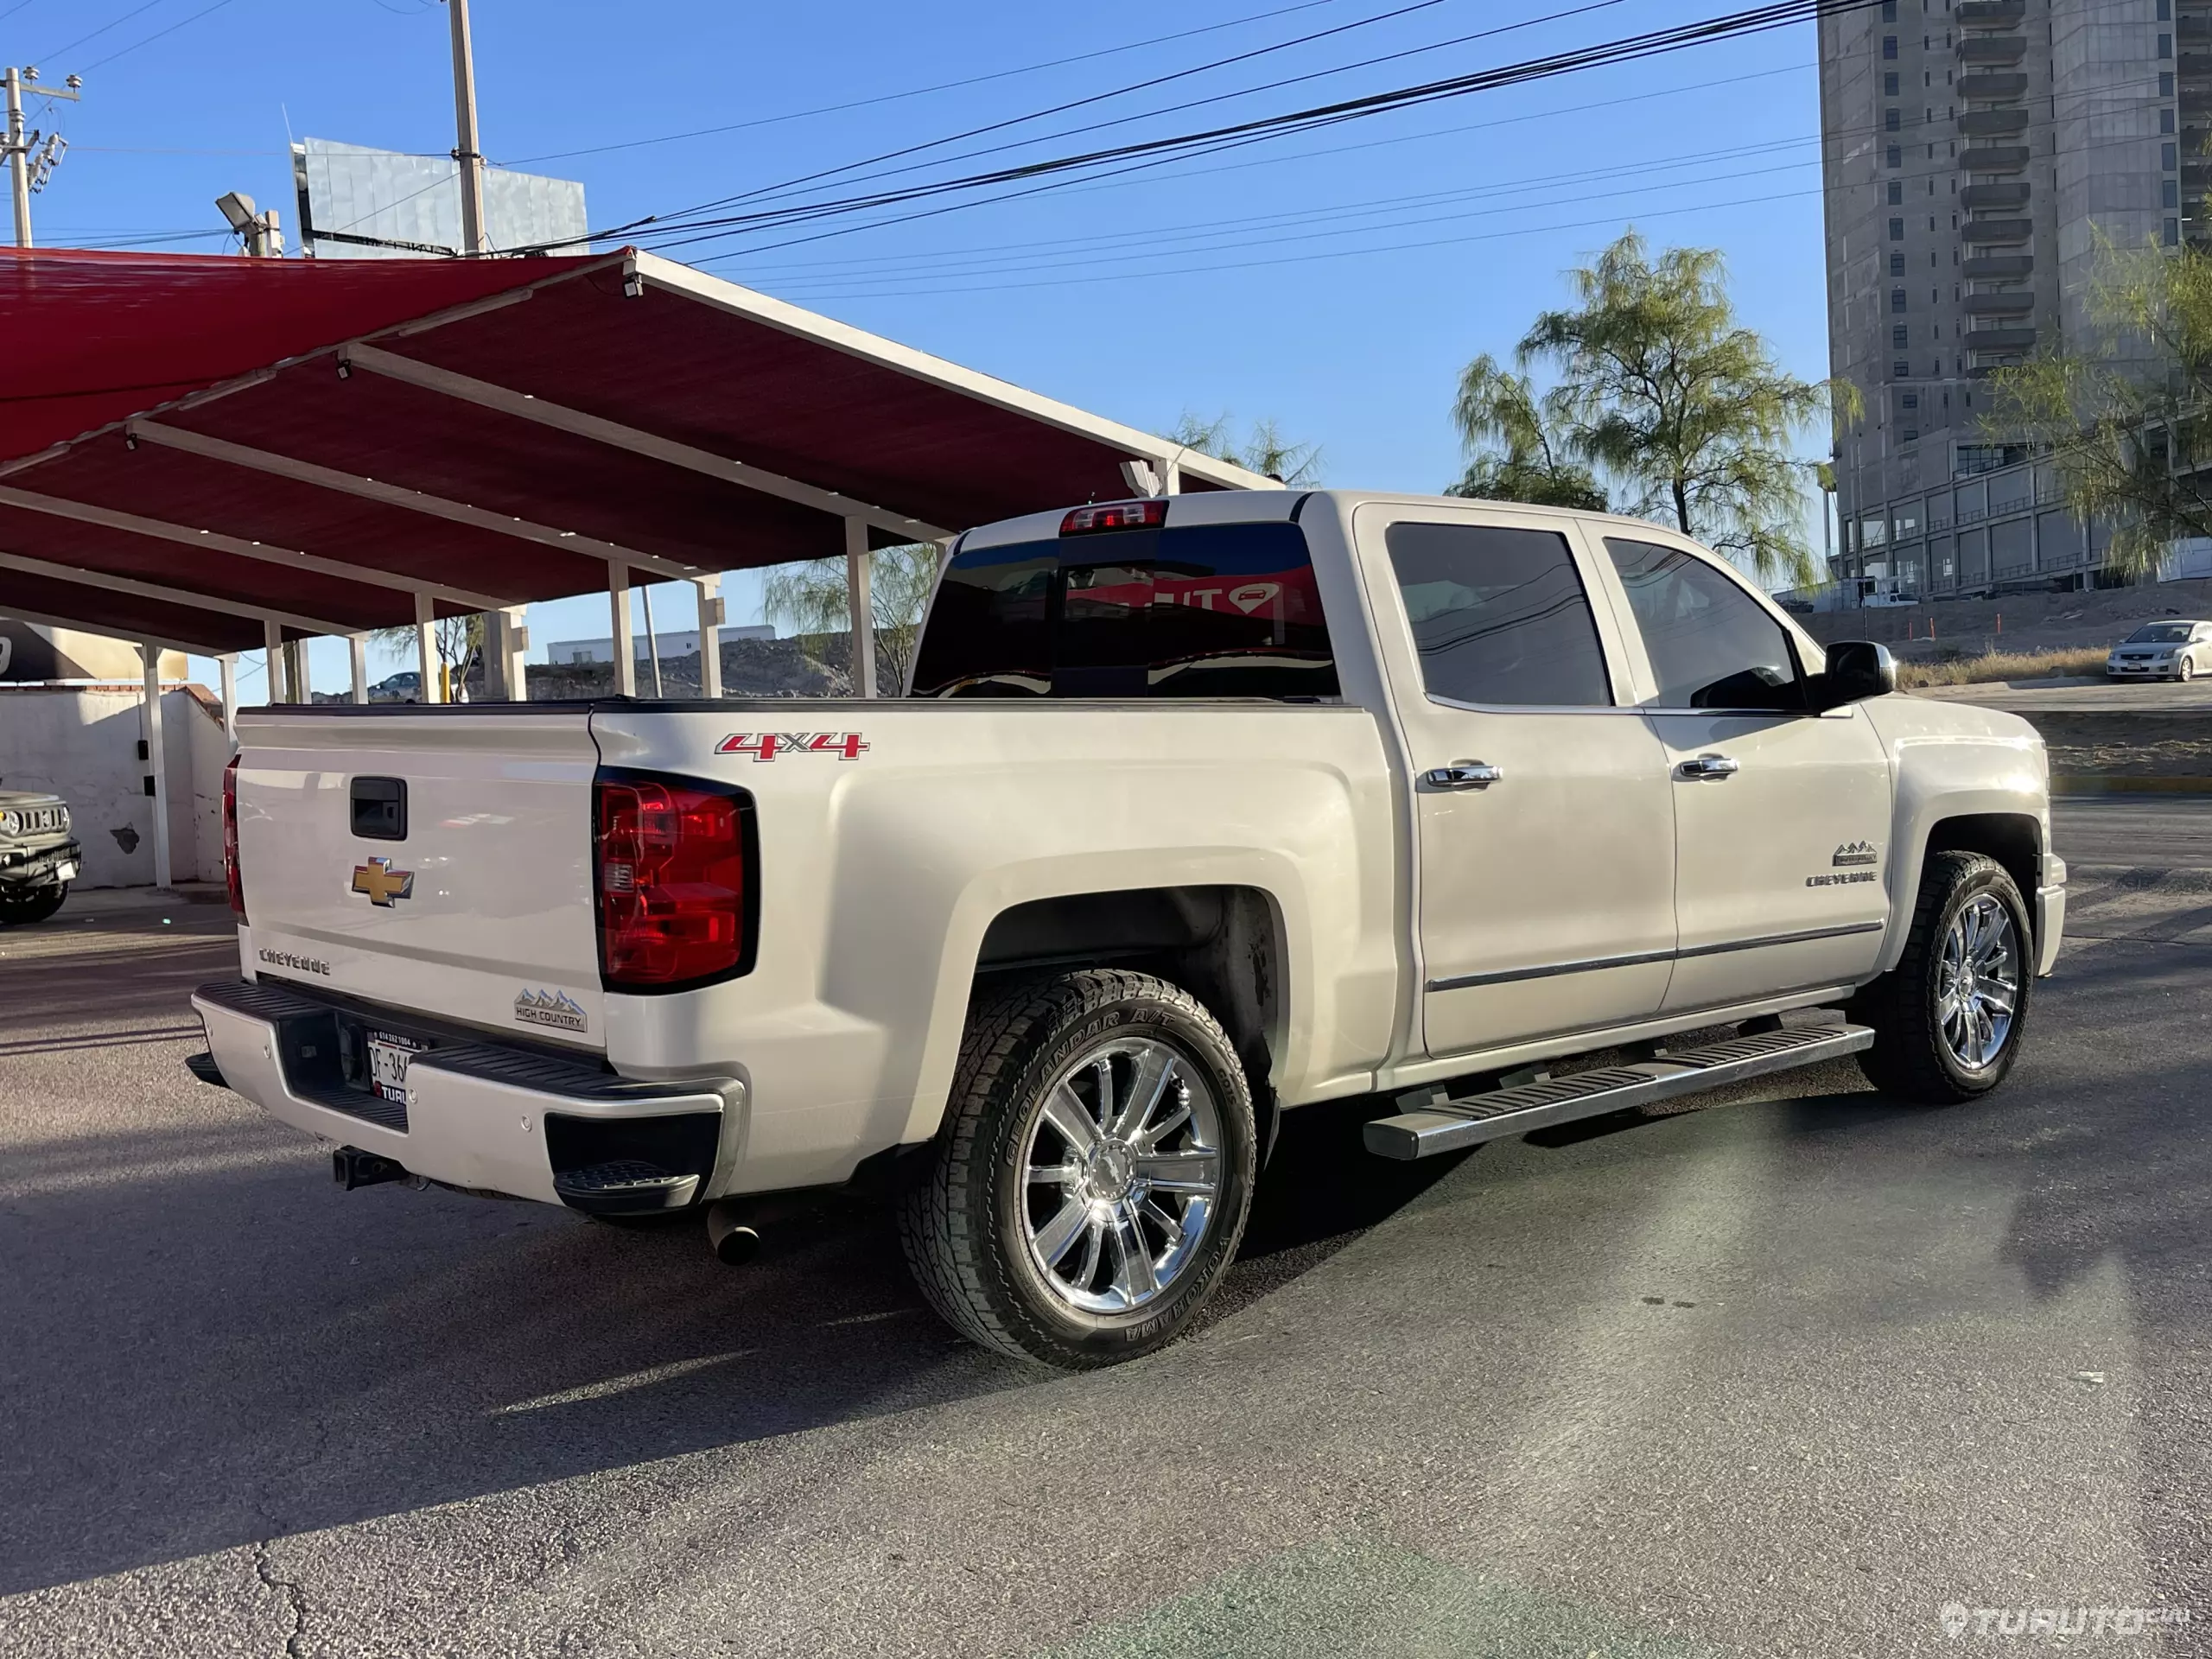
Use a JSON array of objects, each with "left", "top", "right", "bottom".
[
  {"left": 1936, "top": 893, "right": 2018, "bottom": 1071},
  {"left": 1020, "top": 1035, "right": 1222, "bottom": 1314}
]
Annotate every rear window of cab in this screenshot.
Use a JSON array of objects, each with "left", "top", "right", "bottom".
[{"left": 909, "top": 520, "right": 1338, "bottom": 700}]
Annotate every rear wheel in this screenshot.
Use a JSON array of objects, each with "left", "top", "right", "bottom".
[
  {"left": 0, "top": 881, "right": 67, "bottom": 926},
  {"left": 1850, "top": 851, "right": 2032, "bottom": 1104},
  {"left": 899, "top": 969, "right": 1256, "bottom": 1369}
]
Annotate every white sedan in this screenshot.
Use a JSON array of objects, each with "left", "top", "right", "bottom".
[{"left": 2107, "top": 620, "right": 2212, "bottom": 681}]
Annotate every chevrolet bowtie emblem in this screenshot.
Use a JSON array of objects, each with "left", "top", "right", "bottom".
[{"left": 350, "top": 855, "right": 416, "bottom": 906}]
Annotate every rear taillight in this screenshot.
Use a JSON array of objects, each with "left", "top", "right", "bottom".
[
  {"left": 1061, "top": 499, "right": 1166, "bottom": 536},
  {"left": 594, "top": 771, "right": 753, "bottom": 990},
  {"left": 221, "top": 755, "right": 245, "bottom": 920}
]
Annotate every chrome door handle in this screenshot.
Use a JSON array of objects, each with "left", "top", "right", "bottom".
[
  {"left": 1675, "top": 753, "right": 1740, "bottom": 780},
  {"left": 1425, "top": 760, "right": 1503, "bottom": 790}
]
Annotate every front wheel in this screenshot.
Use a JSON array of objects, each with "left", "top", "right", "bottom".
[
  {"left": 1849, "top": 851, "right": 2032, "bottom": 1104},
  {"left": 0, "top": 881, "right": 67, "bottom": 926},
  {"left": 899, "top": 969, "right": 1256, "bottom": 1369}
]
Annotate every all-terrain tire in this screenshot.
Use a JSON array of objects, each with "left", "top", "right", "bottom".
[
  {"left": 0, "top": 881, "right": 67, "bottom": 926},
  {"left": 1849, "top": 851, "right": 2033, "bottom": 1104},
  {"left": 898, "top": 969, "right": 1256, "bottom": 1369}
]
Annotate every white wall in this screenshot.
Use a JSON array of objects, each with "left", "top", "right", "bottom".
[{"left": 0, "top": 684, "right": 228, "bottom": 887}]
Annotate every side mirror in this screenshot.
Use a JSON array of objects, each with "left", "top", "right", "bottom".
[{"left": 1814, "top": 640, "right": 1897, "bottom": 709}]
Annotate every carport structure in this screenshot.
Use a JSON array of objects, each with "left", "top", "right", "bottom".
[
  {"left": 0, "top": 244, "right": 1274, "bottom": 884},
  {"left": 0, "top": 244, "right": 1274, "bottom": 700}
]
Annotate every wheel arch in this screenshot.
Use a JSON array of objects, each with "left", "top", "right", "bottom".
[
  {"left": 1923, "top": 812, "right": 2041, "bottom": 912},
  {"left": 968, "top": 884, "right": 1289, "bottom": 1159},
  {"left": 1876, "top": 810, "right": 2044, "bottom": 974}
]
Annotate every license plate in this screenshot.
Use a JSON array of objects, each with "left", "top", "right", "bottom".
[
  {"left": 365, "top": 1029, "right": 428, "bottom": 1103},
  {"left": 55, "top": 862, "right": 76, "bottom": 883}
]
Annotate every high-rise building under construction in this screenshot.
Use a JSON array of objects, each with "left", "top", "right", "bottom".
[{"left": 1818, "top": 0, "right": 2194, "bottom": 594}]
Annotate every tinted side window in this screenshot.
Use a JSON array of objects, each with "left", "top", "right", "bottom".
[
  {"left": 909, "top": 521, "right": 1337, "bottom": 699},
  {"left": 1383, "top": 522, "right": 1612, "bottom": 707},
  {"left": 1604, "top": 537, "right": 1803, "bottom": 710}
]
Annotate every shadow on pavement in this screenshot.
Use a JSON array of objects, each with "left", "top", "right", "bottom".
[{"left": 0, "top": 1083, "right": 1479, "bottom": 1596}]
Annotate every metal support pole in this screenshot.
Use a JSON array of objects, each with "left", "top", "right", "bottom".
[
  {"left": 608, "top": 562, "right": 636, "bottom": 696},
  {"left": 282, "top": 637, "right": 308, "bottom": 704},
  {"left": 488, "top": 606, "right": 528, "bottom": 701},
  {"left": 4, "top": 67, "right": 29, "bottom": 249},
  {"left": 1161, "top": 460, "right": 1182, "bottom": 494},
  {"left": 693, "top": 575, "right": 723, "bottom": 700},
  {"left": 349, "top": 633, "right": 369, "bottom": 704},
  {"left": 218, "top": 654, "right": 238, "bottom": 747},
  {"left": 263, "top": 617, "right": 285, "bottom": 703},
  {"left": 640, "top": 581, "right": 664, "bottom": 698},
  {"left": 142, "top": 644, "right": 172, "bottom": 890},
  {"left": 415, "top": 590, "right": 440, "bottom": 702},
  {"left": 844, "top": 517, "right": 877, "bottom": 699},
  {"left": 448, "top": 0, "right": 488, "bottom": 255}
]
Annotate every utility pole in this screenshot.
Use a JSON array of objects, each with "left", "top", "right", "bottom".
[
  {"left": 4, "top": 67, "right": 80, "bottom": 249},
  {"left": 446, "top": 0, "right": 487, "bottom": 254}
]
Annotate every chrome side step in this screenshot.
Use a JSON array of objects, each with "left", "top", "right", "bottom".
[{"left": 1362, "top": 1023, "right": 1874, "bottom": 1160}]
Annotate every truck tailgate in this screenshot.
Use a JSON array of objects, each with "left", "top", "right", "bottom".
[{"left": 233, "top": 709, "right": 606, "bottom": 1047}]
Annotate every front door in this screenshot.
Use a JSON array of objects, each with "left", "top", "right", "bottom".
[
  {"left": 1599, "top": 534, "right": 1893, "bottom": 1014},
  {"left": 1358, "top": 507, "right": 1679, "bottom": 1058}
]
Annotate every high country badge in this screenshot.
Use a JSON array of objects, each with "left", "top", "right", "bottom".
[{"left": 514, "top": 988, "right": 588, "bottom": 1033}]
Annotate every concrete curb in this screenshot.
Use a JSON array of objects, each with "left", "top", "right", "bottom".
[{"left": 2053, "top": 775, "right": 2212, "bottom": 795}]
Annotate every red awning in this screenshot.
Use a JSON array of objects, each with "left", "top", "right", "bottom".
[{"left": 0, "top": 246, "right": 1270, "bottom": 655}]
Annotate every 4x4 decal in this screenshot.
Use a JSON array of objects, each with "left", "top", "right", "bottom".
[{"left": 716, "top": 732, "right": 869, "bottom": 761}]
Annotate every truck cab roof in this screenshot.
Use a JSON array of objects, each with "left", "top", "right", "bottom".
[{"left": 958, "top": 489, "right": 1718, "bottom": 556}]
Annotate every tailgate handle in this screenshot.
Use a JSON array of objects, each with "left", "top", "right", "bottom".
[{"left": 351, "top": 776, "right": 408, "bottom": 841}]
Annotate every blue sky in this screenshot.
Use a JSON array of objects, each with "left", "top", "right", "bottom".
[{"left": 6, "top": 0, "right": 1829, "bottom": 694}]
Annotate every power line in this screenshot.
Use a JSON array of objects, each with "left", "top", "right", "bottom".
[
  {"left": 773, "top": 164, "right": 1827, "bottom": 298},
  {"left": 764, "top": 183, "right": 1834, "bottom": 303},
  {"left": 538, "top": 0, "right": 1882, "bottom": 257},
  {"left": 505, "top": 0, "right": 1364, "bottom": 167},
  {"left": 763, "top": 129, "right": 2187, "bottom": 307},
  {"left": 32, "top": 0, "right": 168, "bottom": 64},
  {"left": 672, "top": 0, "right": 1464, "bottom": 228},
  {"left": 619, "top": 0, "right": 1630, "bottom": 242},
  {"left": 690, "top": 60, "right": 1809, "bottom": 270},
  {"left": 82, "top": 0, "right": 240, "bottom": 71},
  {"left": 724, "top": 71, "right": 2177, "bottom": 292},
  {"left": 760, "top": 113, "right": 2183, "bottom": 305},
  {"left": 729, "top": 136, "right": 1822, "bottom": 282}
]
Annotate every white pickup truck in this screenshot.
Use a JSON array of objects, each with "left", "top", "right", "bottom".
[{"left": 189, "top": 490, "right": 2066, "bottom": 1367}]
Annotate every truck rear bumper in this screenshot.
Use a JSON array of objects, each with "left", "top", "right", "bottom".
[{"left": 190, "top": 977, "right": 747, "bottom": 1211}]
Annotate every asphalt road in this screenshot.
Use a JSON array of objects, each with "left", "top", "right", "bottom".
[
  {"left": 3, "top": 813, "right": 2210, "bottom": 1658},
  {"left": 1916, "top": 677, "right": 2212, "bottom": 714}
]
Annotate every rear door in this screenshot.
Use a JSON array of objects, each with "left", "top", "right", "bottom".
[
  {"left": 234, "top": 709, "right": 607, "bottom": 1047},
  {"left": 1354, "top": 502, "right": 1678, "bottom": 1058},
  {"left": 1595, "top": 533, "right": 1893, "bottom": 1014}
]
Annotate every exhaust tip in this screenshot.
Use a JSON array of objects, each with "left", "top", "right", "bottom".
[
  {"left": 705, "top": 1199, "right": 761, "bottom": 1265},
  {"left": 713, "top": 1224, "right": 760, "bottom": 1266},
  {"left": 333, "top": 1147, "right": 408, "bottom": 1190}
]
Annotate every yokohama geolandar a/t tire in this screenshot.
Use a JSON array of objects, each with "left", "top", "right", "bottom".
[
  {"left": 1850, "top": 851, "right": 2034, "bottom": 1105},
  {"left": 899, "top": 969, "right": 1257, "bottom": 1369}
]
